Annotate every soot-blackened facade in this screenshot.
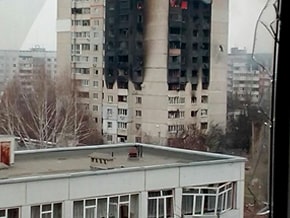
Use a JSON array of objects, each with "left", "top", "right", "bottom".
[
  {"left": 104, "top": 0, "right": 144, "bottom": 90},
  {"left": 104, "top": 0, "right": 211, "bottom": 91}
]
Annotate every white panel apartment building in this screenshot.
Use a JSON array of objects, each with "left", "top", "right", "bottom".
[
  {"left": 0, "top": 137, "right": 246, "bottom": 218},
  {"left": 227, "top": 47, "right": 273, "bottom": 119},
  {"left": 227, "top": 47, "right": 272, "bottom": 104},
  {"left": 0, "top": 47, "right": 57, "bottom": 93},
  {"left": 57, "top": 0, "right": 228, "bottom": 145}
]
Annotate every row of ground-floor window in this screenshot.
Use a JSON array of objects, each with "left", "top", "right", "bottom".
[{"left": 0, "top": 182, "right": 237, "bottom": 218}]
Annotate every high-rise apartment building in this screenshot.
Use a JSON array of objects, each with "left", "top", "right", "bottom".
[
  {"left": 57, "top": 0, "right": 228, "bottom": 145},
  {"left": 0, "top": 47, "right": 57, "bottom": 93},
  {"left": 227, "top": 47, "right": 272, "bottom": 118}
]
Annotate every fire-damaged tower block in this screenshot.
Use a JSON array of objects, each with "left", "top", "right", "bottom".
[{"left": 57, "top": 0, "right": 228, "bottom": 144}]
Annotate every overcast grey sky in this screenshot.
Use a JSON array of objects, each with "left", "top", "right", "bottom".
[{"left": 0, "top": 0, "right": 274, "bottom": 53}]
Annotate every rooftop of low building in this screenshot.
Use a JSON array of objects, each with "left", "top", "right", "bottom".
[{"left": 0, "top": 142, "right": 246, "bottom": 183}]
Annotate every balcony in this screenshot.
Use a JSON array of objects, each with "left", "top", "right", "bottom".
[{"left": 169, "top": 48, "right": 181, "bottom": 56}]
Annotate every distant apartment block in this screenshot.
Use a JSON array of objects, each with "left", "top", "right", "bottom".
[
  {"left": 0, "top": 136, "right": 246, "bottom": 218},
  {"left": 57, "top": 0, "right": 228, "bottom": 144},
  {"left": 227, "top": 47, "right": 272, "bottom": 113},
  {"left": 0, "top": 47, "right": 57, "bottom": 93}
]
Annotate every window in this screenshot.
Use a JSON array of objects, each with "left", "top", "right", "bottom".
[
  {"left": 191, "top": 96, "right": 197, "bottom": 103},
  {"left": 93, "top": 32, "right": 99, "bottom": 38},
  {"left": 118, "top": 122, "right": 127, "bottom": 129},
  {"left": 92, "top": 105, "right": 98, "bottom": 111},
  {"left": 168, "top": 96, "right": 185, "bottom": 104},
  {"left": 202, "top": 42, "right": 209, "bottom": 50},
  {"left": 107, "top": 108, "right": 113, "bottom": 116},
  {"left": 72, "top": 8, "right": 81, "bottom": 14},
  {"left": 168, "top": 124, "right": 185, "bottom": 133},
  {"left": 78, "top": 91, "right": 89, "bottom": 98},
  {"left": 81, "top": 44, "right": 90, "bottom": 51},
  {"left": 31, "top": 203, "right": 62, "bottom": 218},
  {"left": 192, "top": 43, "right": 198, "bottom": 50},
  {"left": 71, "top": 44, "right": 81, "bottom": 54},
  {"left": 93, "top": 81, "right": 98, "bottom": 87},
  {"left": 118, "top": 95, "right": 127, "bottom": 102},
  {"left": 73, "top": 68, "right": 90, "bottom": 74},
  {"left": 135, "top": 137, "right": 142, "bottom": 143},
  {"left": 179, "top": 97, "right": 185, "bottom": 104},
  {"left": 148, "top": 190, "right": 173, "bottom": 218},
  {"left": 81, "top": 79, "right": 89, "bottom": 86},
  {"left": 182, "top": 182, "right": 236, "bottom": 216},
  {"left": 203, "top": 29, "right": 210, "bottom": 37},
  {"left": 107, "top": 122, "right": 112, "bottom": 128},
  {"left": 168, "top": 97, "right": 175, "bottom": 104},
  {"left": 192, "top": 57, "right": 198, "bottom": 63},
  {"left": 193, "top": 29, "right": 198, "bottom": 37},
  {"left": 118, "top": 108, "right": 127, "bottom": 115},
  {"left": 0, "top": 208, "right": 19, "bottom": 218},
  {"left": 168, "top": 110, "right": 184, "bottom": 119},
  {"left": 201, "top": 95, "right": 208, "bottom": 103},
  {"left": 136, "top": 97, "right": 142, "bottom": 104},
  {"left": 82, "top": 20, "right": 90, "bottom": 26},
  {"left": 200, "top": 122, "right": 208, "bottom": 130},
  {"left": 191, "top": 110, "right": 198, "bottom": 117},
  {"left": 108, "top": 95, "right": 113, "bottom": 103},
  {"left": 136, "top": 110, "right": 142, "bottom": 117},
  {"left": 82, "top": 8, "right": 90, "bottom": 14},
  {"left": 180, "top": 111, "right": 185, "bottom": 118},
  {"left": 202, "top": 56, "right": 209, "bottom": 63},
  {"left": 93, "top": 93, "right": 98, "bottom": 99},
  {"left": 72, "top": 20, "right": 82, "bottom": 26},
  {"left": 201, "top": 109, "right": 208, "bottom": 116},
  {"left": 107, "top": 135, "right": 112, "bottom": 141},
  {"left": 136, "top": 123, "right": 141, "bottom": 130},
  {"left": 73, "top": 199, "right": 96, "bottom": 218},
  {"left": 73, "top": 194, "right": 138, "bottom": 218}
]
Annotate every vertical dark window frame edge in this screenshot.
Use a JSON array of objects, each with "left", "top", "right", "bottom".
[{"left": 269, "top": 0, "right": 289, "bottom": 217}]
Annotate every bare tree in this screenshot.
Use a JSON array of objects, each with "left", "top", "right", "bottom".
[
  {"left": 168, "top": 124, "right": 208, "bottom": 151},
  {"left": 55, "top": 73, "right": 103, "bottom": 146},
  {"left": 0, "top": 72, "right": 102, "bottom": 148},
  {"left": 0, "top": 79, "right": 23, "bottom": 137},
  {"left": 168, "top": 123, "right": 226, "bottom": 152}
]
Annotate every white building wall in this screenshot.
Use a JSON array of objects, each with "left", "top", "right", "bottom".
[
  {"left": 0, "top": 183, "right": 26, "bottom": 208},
  {"left": 141, "top": 0, "right": 169, "bottom": 145},
  {"left": 63, "top": 201, "right": 73, "bottom": 218},
  {"left": 21, "top": 206, "right": 30, "bottom": 218},
  {"left": 138, "top": 191, "right": 148, "bottom": 218},
  {"left": 0, "top": 160, "right": 245, "bottom": 218},
  {"left": 145, "top": 167, "right": 179, "bottom": 190},
  {"left": 174, "top": 188, "right": 183, "bottom": 218},
  {"left": 26, "top": 179, "right": 69, "bottom": 204},
  {"left": 208, "top": 0, "right": 229, "bottom": 129},
  {"left": 102, "top": 104, "right": 118, "bottom": 139}
]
